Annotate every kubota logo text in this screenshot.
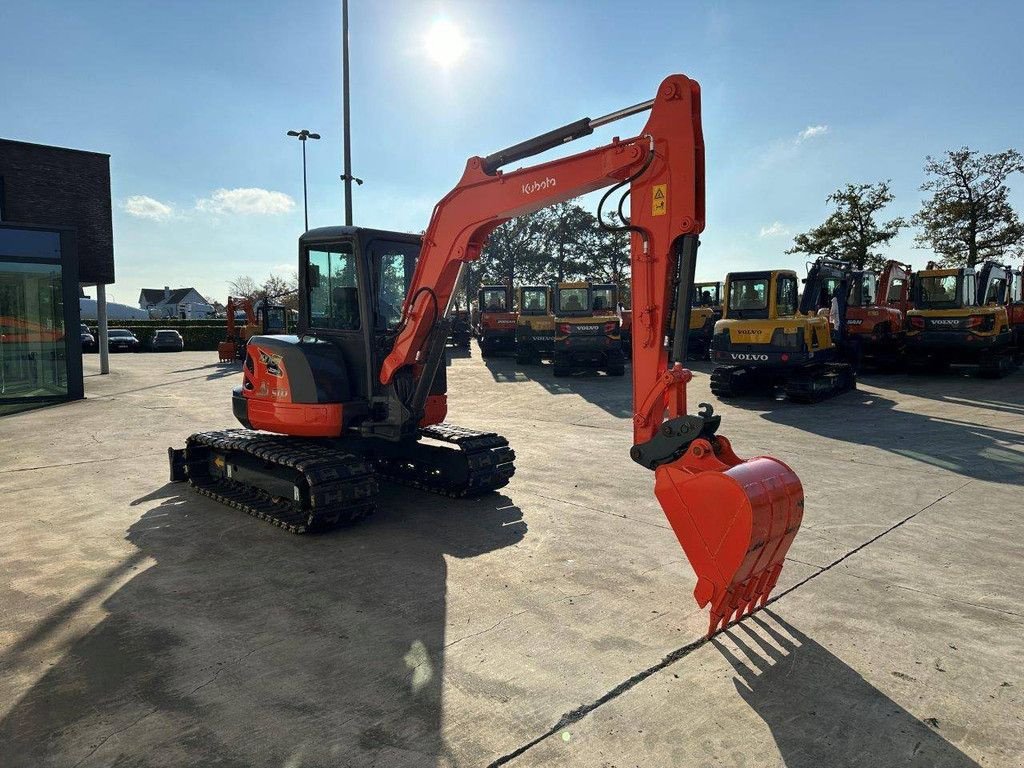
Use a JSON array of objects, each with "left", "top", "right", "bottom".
[
  {"left": 522, "top": 177, "right": 556, "bottom": 195},
  {"left": 731, "top": 353, "right": 769, "bottom": 361}
]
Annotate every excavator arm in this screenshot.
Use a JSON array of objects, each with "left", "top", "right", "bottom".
[{"left": 382, "top": 74, "right": 804, "bottom": 634}]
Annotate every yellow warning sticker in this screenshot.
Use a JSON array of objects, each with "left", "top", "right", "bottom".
[{"left": 652, "top": 184, "right": 667, "bottom": 216}]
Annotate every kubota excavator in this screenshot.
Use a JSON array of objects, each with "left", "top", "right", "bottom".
[{"left": 170, "top": 74, "right": 804, "bottom": 635}]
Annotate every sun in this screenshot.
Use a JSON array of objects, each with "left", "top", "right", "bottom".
[{"left": 423, "top": 19, "right": 468, "bottom": 68}]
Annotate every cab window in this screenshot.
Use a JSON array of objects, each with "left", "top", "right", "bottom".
[
  {"left": 480, "top": 289, "right": 508, "bottom": 312},
  {"left": 558, "top": 288, "right": 589, "bottom": 313},
  {"left": 591, "top": 287, "right": 615, "bottom": 312},
  {"left": 372, "top": 240, "right": 418, "bottom": 331},
  {"left": 985, "top": 278, "right": 1006, "bottom": 305},
  {"left": 777, "top": 275, "right": 798, "bottom": 316},
  {"left": 308, "top": 244, "right": 360, "bottom": 330},
  {"left": 728, "top": 278, "right": 768, "bottom": 316},
  {"left": 521, "top": 289, "right": 547, "bottom": 312},
  {"left": 917, "top": 275, "right": 960, "bottom": 309}
]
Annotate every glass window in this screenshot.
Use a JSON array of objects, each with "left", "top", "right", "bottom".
[
  {"left": 374, "top": 243, "right": 416, "bottom": 331},
  {"left": 777, "top": 275, "right": 798, "bottom": 316},
  {"left": 0, "top": 261, "right": 67, "bottom": 400},
  {"left": 521, "top": 289, "right": 547, "bottom": 312},
  {"left": 480, "top": 289, "right": 508, "bottom": 312},
  {"left": 308, "top": 245, "right": 360, "bottom": 330},
  {"left": 558, "top": 288, "right": 589, "bottom": 313},
  {"left": 591, "top": 287, "right": 616, "bottom": 312},
  {"left": 848, "top": 273, "right": 877, "bottom": 307},
  {"left": 693, "top": 284, "right": 720, "bottom": 306},
  {"left": 260, "top": 306, "right": 287, "bottom": 332},
  {"left": 918, "top": 275, "right": 960, "bottom": 308},
  {"left": 985, "top": 278, "right": 1006, "bottom": 305},
  {"left": 728, "top": 279, "right": 768, "bottom": 312},
  {"left": 887, "top": 278, "right": 906, "bottom": 304},
  {"left": 0, "top": 229, "right": 61, "bottom": 260}
]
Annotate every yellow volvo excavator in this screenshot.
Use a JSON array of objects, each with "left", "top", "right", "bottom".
[{"left": 710, "top": 260, "right": 857, "bottom": 402}]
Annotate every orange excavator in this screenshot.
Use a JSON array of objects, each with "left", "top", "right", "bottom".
[
  {"left": 218, "top": 297, "right": 288, "bottom": 362},
  {"left": 170, "top": 74, "right": 803, "bottom": 635}
]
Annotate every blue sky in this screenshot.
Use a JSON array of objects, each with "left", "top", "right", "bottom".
[{"left": 3, "top": 0, "right": 1022, "bottom": 305}]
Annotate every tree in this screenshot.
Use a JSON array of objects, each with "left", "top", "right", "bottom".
[
  {"left": 227, "top": 275, "right": 260, "bottom": 301},
  {"left": 913, "top": 147, "right": 1024, "bottom": 267},
  {"left": 533, "top": 202, "right": 597, "bottom": 283},
  {"left": 787, "top": 182, "right": 906, "bottom": 270},
  {"left": 478, "top": 212, "right": 545, "bottom": 287},
  {"left": 263, "top": 273, "right": 299, "bottom": 311}
]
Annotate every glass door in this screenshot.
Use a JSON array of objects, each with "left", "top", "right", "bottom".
[{"left": 0, "top": 262, "right": 67, "bottom": 400}]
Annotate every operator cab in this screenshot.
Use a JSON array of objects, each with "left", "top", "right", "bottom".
[
  {"left": 235, "top": 226, "right": 447, "bottom": 436},
  {"left": 724, "top": 271, "right": 798, "bottom": 320},
  {"left": 913, "top": 269, "right": 977, "bottom": 310}
]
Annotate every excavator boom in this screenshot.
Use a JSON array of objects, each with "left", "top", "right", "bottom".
[{"left": 380, "top": 74, "right": 804, "bottom": 634}]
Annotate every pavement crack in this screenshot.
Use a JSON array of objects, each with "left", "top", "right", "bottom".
[
  {"left": 489, "top": 478, "right": 976, "bottom": 767},
  {"left": 533, "top": 493, "right": 670, "bottom": 530},
  {"left": 72, "top": 707, "right": 158, "bottom": 767}
]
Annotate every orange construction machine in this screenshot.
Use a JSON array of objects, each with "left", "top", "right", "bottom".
[
  {"left": 844, "top": 260, "right": 912, "bottom": 366},
  {"left": 476, "top": 284, "right": 518, "bottom": 356},
  {"left": 171, "top": 74, "right": 803, "bottom": 635},
  {"left": 218, "top": 297, "right": 287, "bottom": 362}
]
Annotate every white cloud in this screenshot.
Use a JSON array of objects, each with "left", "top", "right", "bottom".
[
  {"left": 796, "top": 124, "right": 829, "bottom": 143},
  {"left": 122, "top": 195, "right": 174, "bottom": 221},
  {"left": 196, "top": 187, "right": 296, "bottom": 216},
  {"left": 270, "top": 263, "right": 295, "bottom": 276},
  {"left": 759, "top": 221, "right": 790, "bottom": 238}
]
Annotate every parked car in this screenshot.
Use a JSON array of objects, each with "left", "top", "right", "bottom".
[
  {"left": 80, "top": 323, "right": 97, "bottom": 352},
  {"left": 149, "top": 329, "right": 184, "bottom": 352},
  {"left": 107, "top": 328, "right": 141, "bottom": 352}
]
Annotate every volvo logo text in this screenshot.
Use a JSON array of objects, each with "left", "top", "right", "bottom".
[
  {"left": 731, "top": 353, "right": 769, "bottom": 361},
  {"left": 522, "top": 177, "right": 556, "bottom": 195}
]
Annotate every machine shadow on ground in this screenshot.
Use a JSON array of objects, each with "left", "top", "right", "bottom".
[
  {"left": 0, "top": 485, "right": 526, "bottom": 767},
  {"left": 759, "top": 388, "right": 1024, "bottom": 486},
  {"left": 714, "top": 610, "right": 981, "bottom": 768},
  {"left": 480, "top": 354, "right": 633, "bottom": 419}
]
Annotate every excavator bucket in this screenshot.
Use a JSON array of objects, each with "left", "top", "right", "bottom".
[{"left": 654, "top": 435, "right": 803, "bottom": 636}]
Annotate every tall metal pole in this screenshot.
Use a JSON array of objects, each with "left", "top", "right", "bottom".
[
  {"left": 302, "top": 138, "right": 309, "bottom": 231},
  {"left": 342, "top": 0, "right": 353, "bottom": 225}
]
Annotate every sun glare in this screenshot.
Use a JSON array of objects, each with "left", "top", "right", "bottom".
[{"left": 423, "top": 19, "right": 468, "bottom": 68}]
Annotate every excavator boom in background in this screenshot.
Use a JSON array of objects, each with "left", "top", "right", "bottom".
[{"left": 171, "top": 74, "right": 804, "bottom": 635}]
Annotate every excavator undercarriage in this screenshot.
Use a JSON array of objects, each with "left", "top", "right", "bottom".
[{"left": 171, "top": 423, "right": 514, "bottom": 533}]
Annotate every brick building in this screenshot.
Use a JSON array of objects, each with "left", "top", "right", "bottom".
[{"left": 0, "top": 139, "right": 116, "bottom": 411}]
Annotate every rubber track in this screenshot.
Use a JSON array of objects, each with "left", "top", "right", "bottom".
[
  {"left": 784, "top": 363, "right": 856, "bottom": 403},
  {"left": 184, "top": 430, "right": 377, "bottom": 534},
  {"left": 376, "top": 422, "right": 516, "bottom": 498}
]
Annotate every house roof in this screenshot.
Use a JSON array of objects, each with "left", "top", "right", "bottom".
[{"left": 139, "top": 287, "right": 201, "bottom": 305}]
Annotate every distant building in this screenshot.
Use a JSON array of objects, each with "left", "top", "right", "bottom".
[
  {"left": 139, "top": 286, "right": 214, "bottom": 319},
  {"left": 80, "top": 298, "right": 147, "bottom": 320}
]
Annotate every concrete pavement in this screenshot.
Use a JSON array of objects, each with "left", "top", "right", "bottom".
[{"left": 0, "top": 349, "right": 1021, "bottom": 766}]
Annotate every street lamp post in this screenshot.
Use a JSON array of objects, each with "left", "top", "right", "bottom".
[
  {"left": 339, "top": 0, "right": 363, "bottom": 225},
  {"left": 287, "top": 129, "right": 320, "bottom": 231}
]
